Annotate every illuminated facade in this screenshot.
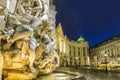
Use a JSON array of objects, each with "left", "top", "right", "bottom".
[
  {"left": 56, "top": 23, "right": 90, "bottom": 67},
  {"left": 90, "top": 35, "right": 120, "bottom": 70}
]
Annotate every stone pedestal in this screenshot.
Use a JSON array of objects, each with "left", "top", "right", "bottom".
[{"left": 3, "top": 70, "right": 37, "bottom": 80}]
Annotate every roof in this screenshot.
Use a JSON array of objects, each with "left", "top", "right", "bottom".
[
  {"left": 90, "top": 34, "right": 120, "bottom": 49},
  {"left": 77, "top": 36, "right": 85, "bottom": 42}
]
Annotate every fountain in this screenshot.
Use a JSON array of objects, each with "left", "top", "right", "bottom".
[{"left": 0, "top": 0, "right": 85, "bottom": 80}]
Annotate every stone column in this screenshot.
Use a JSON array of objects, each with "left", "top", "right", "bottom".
[
  {"left": 85, "top": 47, "right": 88, "bottom": 65},
  {"left": 113, "top": 49, "right": 116, "bottom": 63},
  {"left": 81, "top": 47, "right": 84, "bottom": 66},
  {"left": 80, "top": 47, "right": 82, "bottom": 66},
  {"left": 76, "top": 47, "right": 78, "bottom": 66},
  {"left": 71, "top": 46, "right": 74, "bottom": 66},
  {"left": 62, "top": 40, "right": 63, "bottom": 53},
  {"left": 76, "top": 47, "right": 78, "bottom": 56},
  {"left": 67, "top": 44, "right": 70, "bottom": 66},
  {"left": 115, "top": 46, "right": 118, "bottom": 64}
]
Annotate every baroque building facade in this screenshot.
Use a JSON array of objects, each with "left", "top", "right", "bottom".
[
  {"left": 55, "top": 23, "right": 90, "bottom": 67},
  {"left": 90, "top": 35, "right": 120, "bottom": 70}
]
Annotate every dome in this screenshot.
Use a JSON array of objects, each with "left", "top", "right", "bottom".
[{"left": 77, "top": 36, "right": 85, "bottom": 42}]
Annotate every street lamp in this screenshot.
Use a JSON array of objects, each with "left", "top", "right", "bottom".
[
  {"left": 65, "top": 56, "right": 68, "bottom": 67},
  {"left": 118, "top": 58, "right": 120, "bottom": 69},
  {"left": 118, "top": 58, "right": 120, "bottom": 63},
  {"left": 94, "top": 56, "right": 97, "bottom": 68},
  {"left": 66, "top": 58, "right": 69, "bottom": 67},
  {"left": 75, "top": 57, "right": 78, "bottom": 69},
  {"left": 104, "top": 53, "right": 108, "bottom": 72}
]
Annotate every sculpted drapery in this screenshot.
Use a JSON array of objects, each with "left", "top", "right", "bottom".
[{"left": 0, "top": 0, "right": 59, "bottom": 80}]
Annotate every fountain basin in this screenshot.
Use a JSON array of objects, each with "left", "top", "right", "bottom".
[{"left": 36, "top": 70, "right": 86, "bottom": 80}]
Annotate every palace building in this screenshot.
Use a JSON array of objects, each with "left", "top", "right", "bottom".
[
  {"left": 55, "top": 23, "right": 90, "bottom": 67},
  {"left": 90, "top": 35, "right": 120, "bottom": 70}
]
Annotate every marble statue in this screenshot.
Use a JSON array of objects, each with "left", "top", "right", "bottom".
[
  {"left": 0, "top": 0, "right": 60, "bottom": 80},
  {"left": 39, "top": 0, "right": 50, "bottom": 21}
]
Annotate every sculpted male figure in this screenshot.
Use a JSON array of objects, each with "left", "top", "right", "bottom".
[
  {"left": 39, "top": 0, "right": 50, "bottom": 21},
  {"left": 17, "top": 0, "right": 43, "bottom": 18}
]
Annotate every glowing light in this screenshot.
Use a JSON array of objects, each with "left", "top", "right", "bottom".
[
  {"left": 59, "top": 41, "right": 62, "bottom": 52},
  {"left": 63, "top": 43, "right": 66, "bottom": 53}
]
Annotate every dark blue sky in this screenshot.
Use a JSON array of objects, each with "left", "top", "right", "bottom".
[{"left": 54, "top": 0, "right": 120, "bottom": 46}]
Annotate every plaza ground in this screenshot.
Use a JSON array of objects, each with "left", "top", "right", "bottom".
[{"left": 57, "top": 67, "right": 120, "bottom": 80}]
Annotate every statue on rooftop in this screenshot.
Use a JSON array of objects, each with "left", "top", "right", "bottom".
[{"left": 0, "top": 0, "right": 60, "bottom": 80}]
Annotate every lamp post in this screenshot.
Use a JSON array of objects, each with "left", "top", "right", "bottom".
[
  {"left": 75, "top": 57, "right": 78, "bottom": 69},
  {"left": 94, "top": 56, "right": 97, "bottom": 69},
  {"left": 118, "top": 58, "right": 120, "bottom": 69},
  {"left": 65, "top": 56, "right": 68, "bottom": 67},
  {"left": 118, "top": 58, "right": 120, "bottom": 64},
  {"left": 65, "top": 58, "right": 67, "bottom": 67},
  {"left": 66, "top": 59, "right": 69, "bottom": 67},
  {"left": 104, "top": 54, "right": 108, "bottom": 73},
  {"left": 64, "top": 56, "right": 66, "bottom": 67}
]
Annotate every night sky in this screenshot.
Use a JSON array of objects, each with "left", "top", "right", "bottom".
[{"left": 54, "top": 0, "right": 120, "bottom": 46}]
